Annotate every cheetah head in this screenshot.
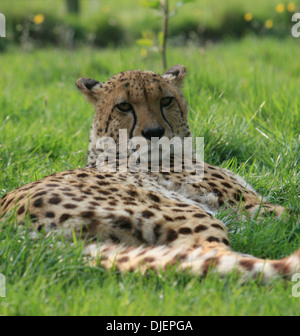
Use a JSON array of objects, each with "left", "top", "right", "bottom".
[{"left": 76, "top": 65, "right": 192, "bottom": 168}]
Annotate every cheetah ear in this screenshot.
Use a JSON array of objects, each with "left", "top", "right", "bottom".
[
  {"left": 76, "top": 77, "right": 103, "bottom": 104},
  {"left": 162, "top": 65, "right": 187, "bottom": 88}
]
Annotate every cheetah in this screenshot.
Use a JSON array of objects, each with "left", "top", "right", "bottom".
[{"left": 1, "top": 65, "right": 299, "bottom": 282}]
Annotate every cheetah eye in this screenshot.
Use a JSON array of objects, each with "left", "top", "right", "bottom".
[
  {"left": 116, "top": 102, "right": 133, "bottom": 113},
  {"left": 161, "top": 97, "right": 174, "bottom": 107}
]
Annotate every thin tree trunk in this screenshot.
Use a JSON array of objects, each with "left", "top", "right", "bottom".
[
  {"left": 66, "top": 0, "right": 80, "bottom": 14},
  {"left": 161, "top": 0, "right": 169, "bottom": 71}
]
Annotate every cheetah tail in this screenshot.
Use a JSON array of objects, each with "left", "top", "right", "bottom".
[{"left": 84, "top": 243, "right": 300, "bottom": 283}]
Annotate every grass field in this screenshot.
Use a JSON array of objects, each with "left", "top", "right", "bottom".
[{"left": 0, "top": 35, "right": 300, "bottom": 315}]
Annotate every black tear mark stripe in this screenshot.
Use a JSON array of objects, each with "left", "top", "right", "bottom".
[
  {"left": 160, "top": 105, "right": 174, "bottom": 134},
  {"left": 129, "top": 108, "right": 137, "bottom": 139}
]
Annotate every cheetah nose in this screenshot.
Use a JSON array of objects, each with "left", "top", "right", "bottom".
[{"left": 142, "top": 126, "right": 165, "bottom": 140}]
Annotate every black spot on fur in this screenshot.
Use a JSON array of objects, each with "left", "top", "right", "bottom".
[
  {"left": 125, "top": 208, "right": 134, "bottom": 215},
  {"left": 194, "top": 225, "right": 207, "bottom": 233},
  {"left": 46, "top": 211, "right": 55, "bottom": 218},
  {"left": 193, "top": 213, "right": 207, "bottom": 218},
  {"left": 208, "top": 182, "right": 217, "bottom": 188},
  {"left": 64, "top": 204, "right": 78, "bottom": 209},
  {"left": 126, "top": 190, "right": 138, "bottom": 197},
  {"left": 245, "top": 204, "right": 254, "bottom": 210},
  {"left": 124, "top": 201, "right": 137, "bottom": 206},
  {"left": 81, "top": 211, "right": 95, "bottom": 219},
  {"left": 3, "top": 198, "right": 13, "bottom": 209},
  {"left": 149, "top": 205, "right": 161, "bottom": 211},
  {"left": 117, "top": 256, "right": 129, "bottom": 264},
  {"left": 166, "top": 229, "right": 178, "bottom": 242},
  {"left": 30, "top": 214, "right": 38, "bottom": 222},
  {"left": 212, "top": 174, "right": 225, "bottom": 180},
  {"left": 115, "top": 217, "right": 132, "bottom": 230},
  {"left": 77, "top": 173, "right": 89, "bottom": 178},
  {"left": 89, "top": 201, "right": 99, "bottom": 207},
  {"left": 222, "top": 182, "right": 232, "bottom": 189},
  {"left": 63, "top": 193, "right": 76, "bottom": 197},
  {"left": 178, "top": 227, "right": 192, "bottom": 235},
  {"left": 110, "top": 188, "right": 118, "bottom": 192},
  {"left": 206, "top": 236, "right": 220, "bottom": 243},
  {"left": 208, "top": 165, "right": 217, "bottom": 170},
  {"left": 148, "top": 193, "right": 160, "bottom": 203},
  {"left": 212, "top": 223, "right": 224, "bottom": 231},
  {"left": 97, "top": 182, "right": 110, "bottom": 186},
  {"left": 239, "top": 259, "right": 256, "bottom": 271},
  {"left": 49, "top": 197, "right": 62, "bottom": 205},
  {"left": 32, "top": 191, "right": 47, "bottom": 198},
  {"left": 72, "top": 197, "right": 85, "bottom": 202},
  {"left": 212, "top": 189, "right": 223, "bottom": 198},
  {"left": 33, "top": 198, "right": 43, "bottom": 208},
  {"left": 234, "top": 191, "right": 245, "bottom": 202},
  {"left": 98, "top": 190, "right": 111, "bottom": 196},
  {"left": 142, "top": 210, "right": 154, "bottom": 218},
  {"left": 83, "top": 191, "right": 93, "bottom": 196},
  {"left": 17, "top": 205, "right": 25, "bottom": 215},
  {"left": 163, "top": 215, "right": 174, "bottom": 221},
  {"left": 176, "top": 203, "right": 189, "bottom": 208},
  {"left": 60, "top": 214, "right": 71, "bottom": 223},
  {"left": 175, "top": 216, "right": 186, "bottom": 220}
]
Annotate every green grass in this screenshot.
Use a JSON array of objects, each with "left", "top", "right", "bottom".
[{"left": 0, "top": 36, "right": 300, "bottom": 315}]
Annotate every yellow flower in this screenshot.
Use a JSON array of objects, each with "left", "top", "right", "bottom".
[
  {"left": 195, "top": 9, "right": 201, "bottom": 17},
  {"left": 275, "top": 4, "right": 285, "bottom": 13},
  {"left": 102, "top": 5, "right": 110, "bottom": 14},
  {"left": 140, "top": 48, "right": 147, "bottom": 57},
  {"left": 287, "top": 2, "right": 295, "bottom": 12},
  {"left": 33, "top": 14, "right": 45, "bottom": 25},
  {"left": 265, "top": 19, "right": 273, "bottom": 29},
  {"left": 244, "top": 13, "right": 253, "bottom": 22}
]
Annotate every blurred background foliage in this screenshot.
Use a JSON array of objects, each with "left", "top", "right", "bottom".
[{"left": 0, "top": 0, "right": 299, "bottom": 52}]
